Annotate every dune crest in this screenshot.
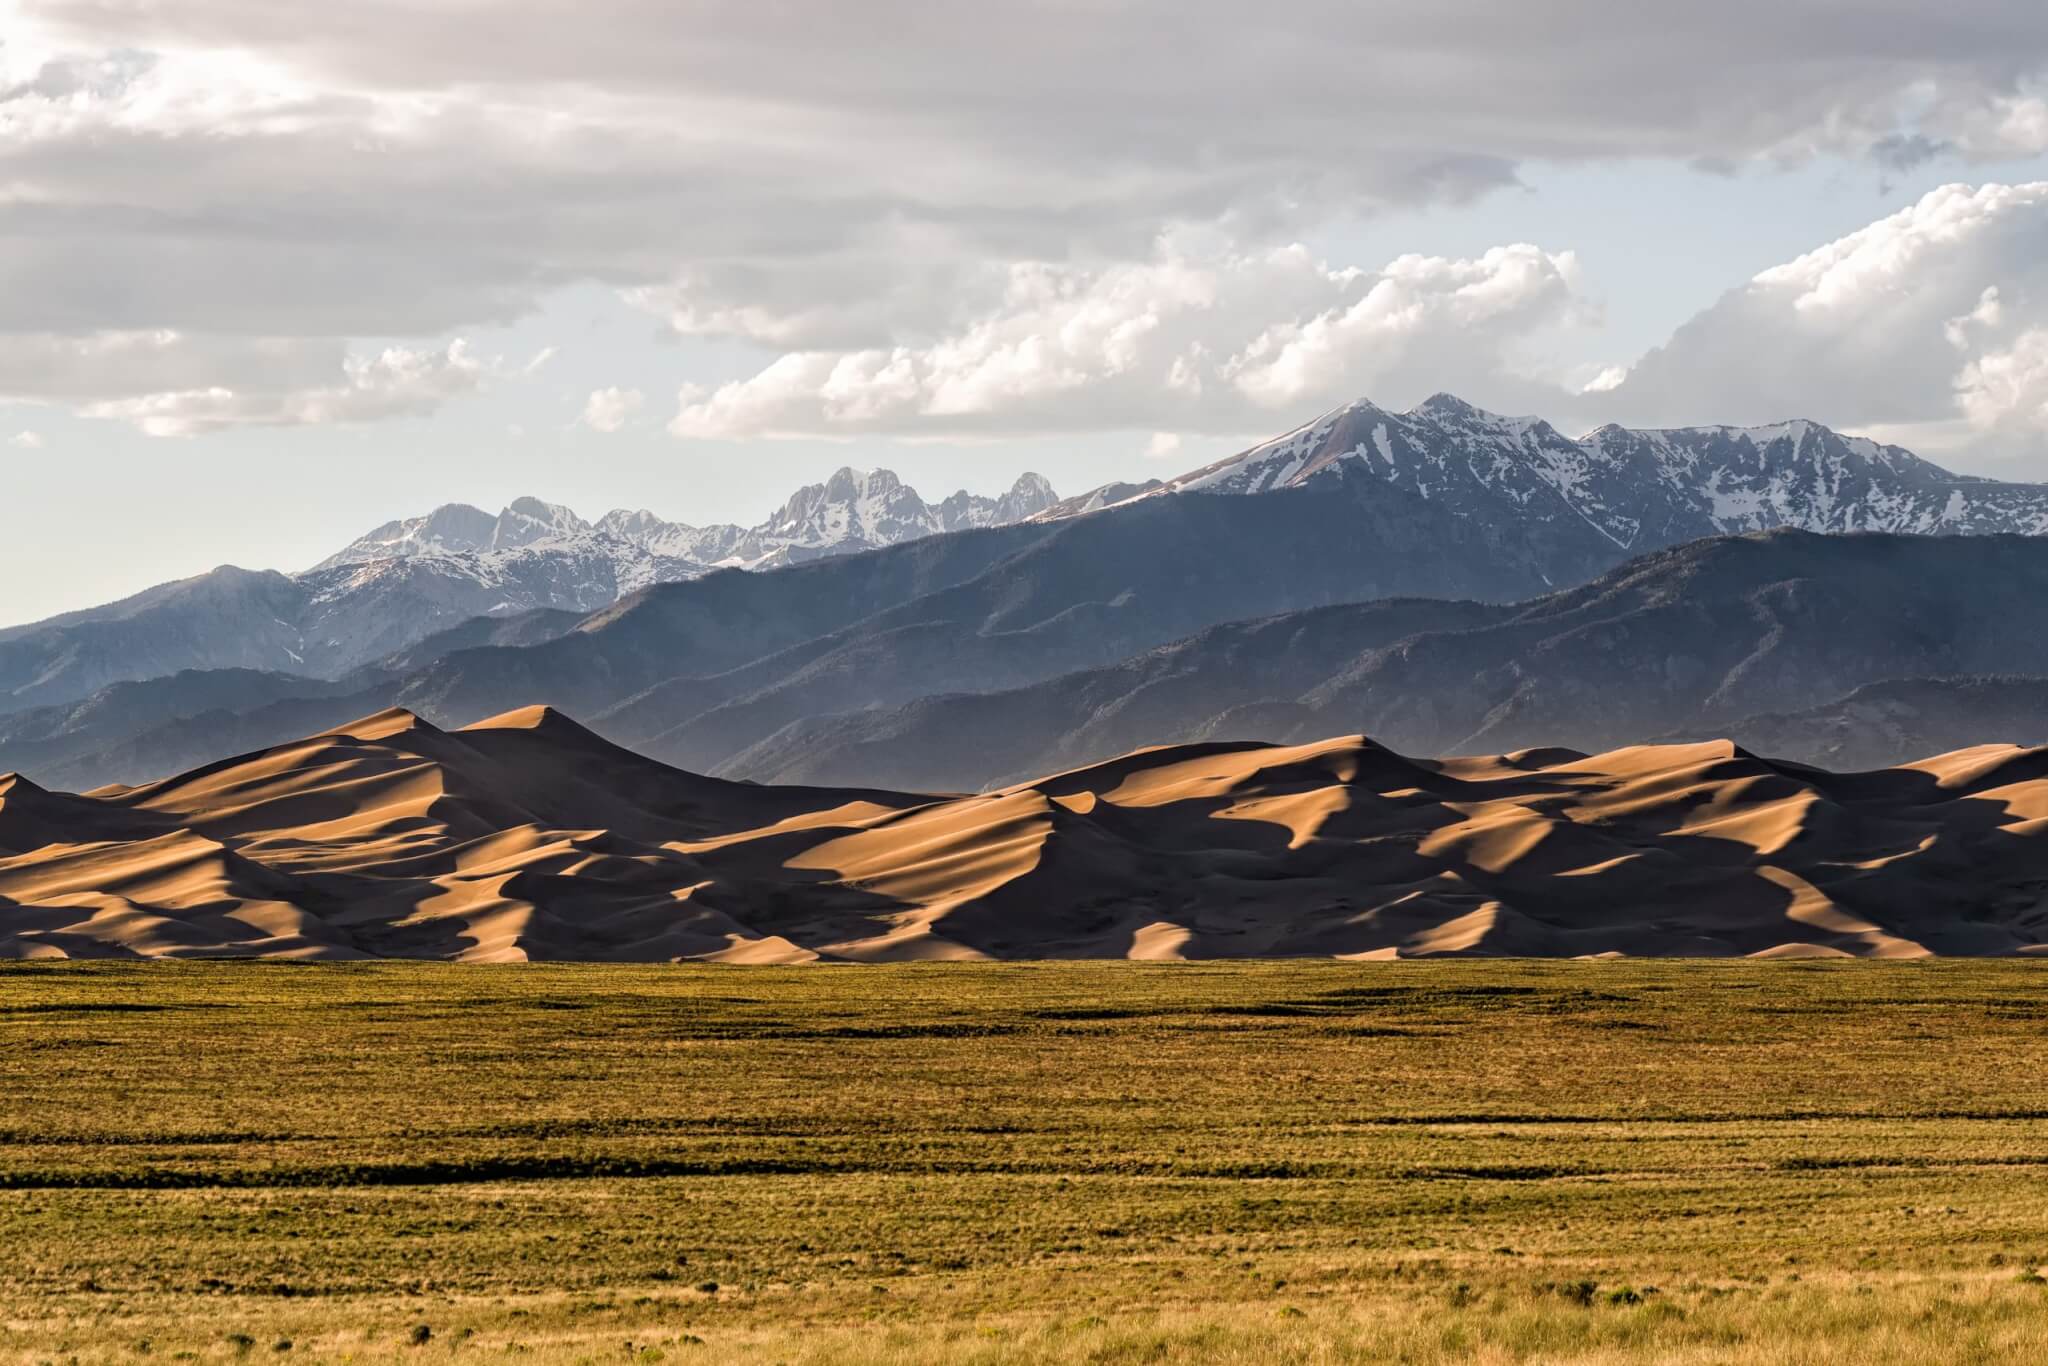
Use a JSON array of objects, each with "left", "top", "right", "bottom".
[{"left": 3, "top": 712, "right": 2045, "bottom": 961}]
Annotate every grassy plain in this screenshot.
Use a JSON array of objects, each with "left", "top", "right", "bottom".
[{"left": 5, "top": 960, "right": 2048, "bottom": 1362}]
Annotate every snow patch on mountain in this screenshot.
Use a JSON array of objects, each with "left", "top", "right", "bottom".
[
  {"left": 310, "top": 466, "right": 1062, "bottom": 631},
  {"left": 1072, "top": 393, "right": 2048, "bottom": 547}
]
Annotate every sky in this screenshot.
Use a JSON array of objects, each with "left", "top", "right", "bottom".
[{"left": 5, "top": 2, "right": 2048, "bottom": 625}]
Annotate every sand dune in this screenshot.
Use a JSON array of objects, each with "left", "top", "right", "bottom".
[{"left": 3, "top": 710, "right": 2045, "bottom": 960}]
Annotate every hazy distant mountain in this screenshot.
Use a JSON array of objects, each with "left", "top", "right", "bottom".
[
  {"left": 317, "top": 470, "right": 1061, "bottom": 574},
  {"left": 0, "top": 547, "right": 682, "bottom": 718},
  {"left": 391, "top": 467, "right": 1597, "bottom": 768},
  {"left": 41, "top": 526, "right": 2048, "bottom": 796},
  {"left": 0, "top": 603, "right": 597, "bottom": 792},
  {"left": 0, "top": 669, "right": 379, "bottom": 792},
  {"left": 9, "top": 467, "right": 1592, "bottom": 789},
  {"left": 313, "top": 498, "right": 546, "bottom": 566},
  {"left": 726, "top": 532, "right": 2048, "bottom": 789},
  {"left": 1689, "top": 676, "right": 2048, "bottom": 772},
  {"left": 0, "top": 567, "right": 311, "bottom": 716},
  {"left": 0, "top": 467, "right": 1057, "bottom": 715}
]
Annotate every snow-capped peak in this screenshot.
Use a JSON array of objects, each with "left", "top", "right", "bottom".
[
  {"left": 310, "top": 502, "right": 499, "bottom": 571},
  {"left": 1114, "top": 391, "right": 2048, "bottom": 550},
  {"left": 595, "top": 508, "right": 679, "bottom": 540},
  {"left": 1410, "top": 391, "right": 1480, "bottom": 417},
  {"left": 491, "top": 497, "right": 590, "bottom": 550},
  {"left": 313, "top": 469, "right": 1061, "bottom": 597}
]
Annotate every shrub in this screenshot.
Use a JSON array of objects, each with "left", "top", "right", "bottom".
[{"left": 1539, "top": 1280, "right": 1599, "bottom": 1306}]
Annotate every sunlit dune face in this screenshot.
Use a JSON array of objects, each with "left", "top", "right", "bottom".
[{"left": 3, "top": 711, "right": 2045, "bottom": 962}]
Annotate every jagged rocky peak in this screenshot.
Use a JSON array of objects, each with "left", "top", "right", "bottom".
[
  {"left": 841, "top": 466, "right": 901, "bottom": 495},
  {"left": 998, "top": 471, "right": 1059, "bottom": 515},
  {"left": 595, "top": 508, "right": 675, "bottom": 539},
  {"left": 1411, "top": 391, "right": 1480, "bottom": 417},
  {"left": 315, "top": 495, "right": 613, "bottom": 571},
  {"left": 491, "top": 497, "right": 590, "bottom": 550},
  {"left": 312, "top": 501, "right": 499, "bottom": 570},
  {"left": 414, "top": 502, "right": 499, "bottom": 547},
  {"left": 315, "top": 495, "right": 600, "bottom": 571},
  {"left": 1406, "top": 392, "right": 1563, "bottom": 441},
  {"left": 762, "top": 467, "right": 917, "bottom": 543},
  {"left": 314, "top": 467, "right": 1062, "bottom": 585},
  {"left": 936, "top": 470, "right": 1062, "bottom": 530},
  {"left": 753, "top": 467, "right": 1065, "bottom": 545}
]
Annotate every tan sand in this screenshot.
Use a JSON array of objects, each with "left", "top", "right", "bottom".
[{"left": 3, "top": 711, "right": 2044, "bottom": 960}]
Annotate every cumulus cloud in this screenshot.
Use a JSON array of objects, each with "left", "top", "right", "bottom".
[
  {"left": 669, "top": 242, "right": 1589, "bottom": 439},
  {"left": 4, "top": 0, "right": 2048, "bottom": 410},
  {"left": 1957, "top": 327, "right": 2048, "bottom": 440},
  {"left": 8, "top": 430, "right": 43, "bottom": 449},
  {"left": 582, "top": 386, "right": 644, "bottom": 433},
  {"left": 76, "top": 342, "right": 484, "bottom": 436},
  {"left": 1595, "top": 182, "right": 2048, "bottom": 460}
]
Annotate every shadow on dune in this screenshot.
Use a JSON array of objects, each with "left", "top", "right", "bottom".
[{"left": 3, "top": 710, "right": 2045, "bottom": 961}]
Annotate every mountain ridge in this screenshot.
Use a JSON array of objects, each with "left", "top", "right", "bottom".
[
  {"left": 314, "top": 468, "right": 1062, "bottom": 574},
  {"left": 1069, "top": 393, "right": 2048, "bottom": 549},
  {"left": 0, "top": 465, "right": 1061, "bottom": 714},
  {"left": 717, "top": 530, "right": 2048, "bottom": 791}
]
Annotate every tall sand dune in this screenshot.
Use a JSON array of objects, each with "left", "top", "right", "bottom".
[{"left": 3, "top": 712, "right": 2045, "bottom": 960}]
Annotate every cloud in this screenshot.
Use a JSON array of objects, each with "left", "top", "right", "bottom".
[
  {"left": 0, "top": 331, "right": 343, "bottom": 402},
  {"left": 1956, "top": 327, "right": 2048, "bottom": 440},
  {"left": 1594, "top": 181, "right": 2048, "bottom": 461},
  {"left": 1228, "top": 248, "right": 1588, "bottom": 410},
  {"left": 582, "top": 385, "right": 644, "bottom": 433},
  {"left": 5, "top": 0, "right": 2048, "bottom": 397},
  {"left": 1145, "top": 432, "right": 1183, "bottom": 460},
  {"left": 8, "top": 430, "right": 43, "bottom": 449},
  {"left": 669, "top": 241, "right": 1589, "bottom": 439},
  {"left": 76, "top": 341, "right": 484, "bottom": 436},
  {"left": 1871, "top": 132, "right": 1954, "bottom": 176}
]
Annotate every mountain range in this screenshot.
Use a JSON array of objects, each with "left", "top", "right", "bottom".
[
  {"left": 1096, "top": 393, "right": 2048, "bottom": 550},
  {"left": 722, "top": 531, "right": 2048, "bottom": 790},
  {"left": 316, "top": 468, "right": 1062, "bottom": 574},
  {"left": 4, "top": 393, "right": 2048, "bottom": 795},
  {"left": 0, "top": 467, "right": 1060, "bottom": 714}
]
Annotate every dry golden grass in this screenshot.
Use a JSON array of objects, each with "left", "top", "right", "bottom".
[{"left": 5, "top": 960, "right": 2048, "bottom": 1361}]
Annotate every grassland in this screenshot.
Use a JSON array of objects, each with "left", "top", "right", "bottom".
[{"left": 5, "top": 960, "right": 2048, "bottom": 1362}]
